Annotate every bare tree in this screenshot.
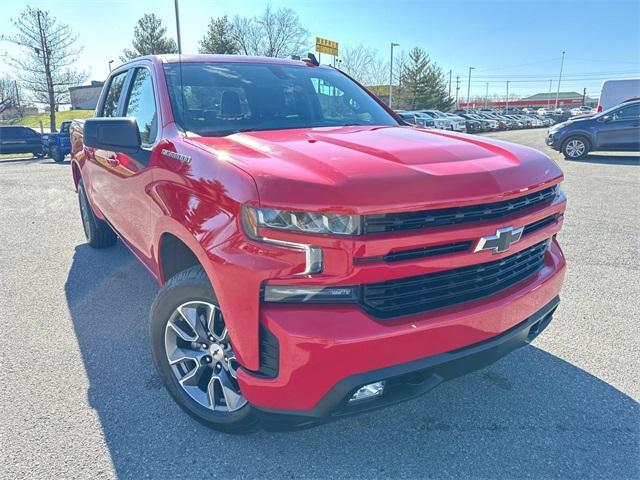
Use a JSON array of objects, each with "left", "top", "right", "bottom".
[
  {"left": 341, "top": 45, "right": 374, "bottom": 83},
  {"left": 340, "top": 44, "right": 388, "bottom": 86},
  {"left": 231, "top": 16, "right": 262, "bottom": 56},
  {"left": 3, "top": 7, "right": 85, "bottom": 131},
  {"left": 0, "top": 77, "right": 16, "bottom": 103},
  {"left": 232, "top": 5, "right": 309, "bottom": 58}
]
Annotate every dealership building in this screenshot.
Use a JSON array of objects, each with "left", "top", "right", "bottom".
[
  {"left": 459, "top": 91, "right": 597, "bottom": 109},
  {"left": 69, "top": 81, "right": 104, "bottom": 110}
]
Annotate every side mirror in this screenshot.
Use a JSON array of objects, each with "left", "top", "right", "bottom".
[
  {"left": 84, "top": 117, "right": 141, "bottom": 154},
  {"left": 602, "top": 115, "right": 612, "bottom": 123}
]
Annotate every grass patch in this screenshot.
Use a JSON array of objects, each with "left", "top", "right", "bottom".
[{"left": 1, "top": 110, "right": 94, "bottom": 130}]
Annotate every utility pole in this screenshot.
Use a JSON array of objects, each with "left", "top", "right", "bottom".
[
  {"left": 174, "top": 0, "right": 182, "bottom": 54},
  {"left": 388, "top": 42, "right": 399, "bottom": 108},
  {"left": 455, "top": 75, "right": 460, "bottom": 108},
  {"left": 466, "top": 66, "right": 475, "bottom": 105},
  {"left": 448, "top": 70, "right": 452, "bottom": 98},
  {"left": 548, "top": 79, "right": 552, "bottom": 108},
  {"left": 554, "top": 51, "right": 565, "bottom": 110},
  {"left": 582, "top": 87, "right": 586, "bottom": 106},
  {"left": 485, "top": 82, "right": 489, "bottom": 108},
  {"left": 505, "top": 80, "right": 510, "bottom": 114}
]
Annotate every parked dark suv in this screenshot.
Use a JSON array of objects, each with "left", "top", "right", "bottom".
[
  {"left": 546, "top": 100, "right": 640, "bottom": 159},
  {"left": 0, "top": 126, "right": 44, "bottom": 157}
]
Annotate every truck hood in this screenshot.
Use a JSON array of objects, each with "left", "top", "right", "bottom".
[{"left": 187, "top": 126, "right": 562, "bottom": 214}]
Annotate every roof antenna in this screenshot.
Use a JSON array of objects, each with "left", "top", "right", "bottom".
[
  {"left": 305, "top": 53, "right": 319, "bottom": 66},
  {"left": 174, "top": 0, "right": 187, "bottom": 137}
]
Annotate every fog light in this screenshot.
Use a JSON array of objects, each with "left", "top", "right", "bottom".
[
  {"left": 263, "top": 285, "right": 358, "bottom": 303},
  {"left": 349, "top": 381, "right": 385, "bottom": 402}
]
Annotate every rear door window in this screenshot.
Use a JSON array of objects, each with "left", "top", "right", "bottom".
[
  {"left": 615, "top": 104, "right": 640, "bottom": 119},
  {"left": 102, "top": 71, "right": 127, "bottom": 117},
  {"left": 0, "top": 127, "right": 21, "bottom": 140}
]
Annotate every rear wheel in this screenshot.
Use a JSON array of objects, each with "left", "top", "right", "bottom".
[
  {"left": 562, "top": 136, "right": 590, "bottom": 159},
  {"left": 150, "top": 266, "right": 257, "bottom": 433},
  {"left": 78, "top": 180, "right": 117, "bottom": 248},
  {"left": 51, "top": 144, "right": 64, "bottom": 163}
]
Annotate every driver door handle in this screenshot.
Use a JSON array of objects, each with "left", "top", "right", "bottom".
[{"left": 106, "top": 155, "right": 120, "bottom": 167}]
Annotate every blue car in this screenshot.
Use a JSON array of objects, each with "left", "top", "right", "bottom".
[
  {"left": 546, "top": 100, "right": 640, "bottom": 159},
  {"left": 42, "top": 120, "right": 72, "bottom": 162}
]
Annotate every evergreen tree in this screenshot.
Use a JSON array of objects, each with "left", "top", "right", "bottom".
[
  {"left": 199, "top": 16, "right": 238, "bottom": 54},
  {"left": 397, "top": 47, "right": 454, "bottom": 111},
  {"left": 121, "top": 14, "right": 178, "bottom": 61}
]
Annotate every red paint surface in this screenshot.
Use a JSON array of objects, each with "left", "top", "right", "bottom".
[{"left": 71, "top": 55, "right": 566, "bottom": 409}]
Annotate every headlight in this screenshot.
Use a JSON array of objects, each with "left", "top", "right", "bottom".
[{"left": 243, "top": 206, "right": 361, "bottom": 236}]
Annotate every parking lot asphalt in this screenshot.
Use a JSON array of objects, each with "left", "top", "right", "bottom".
[{"left": 0, "top": 129, "right": 638, "bottom": 480}]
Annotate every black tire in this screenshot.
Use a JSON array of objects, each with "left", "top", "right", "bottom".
[
  {"left": 150, "top": 266, "right": 258, "bottom": 434},
  {"left": 561, "top": 135, "right": 590, "bottom": 160},
  {"left": 51, "top": 144, "right": 64, "bottom": 163},
  {"left": 78, "top": 180, "right": 117, "bottom": 248}
]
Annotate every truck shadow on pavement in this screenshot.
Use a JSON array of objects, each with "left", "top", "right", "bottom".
[
  {"left": 65, "top": 243, "right": 639, "bottom": 480},
  {"left": 569, "top": 153, "right": 640, "bottom": 166}
]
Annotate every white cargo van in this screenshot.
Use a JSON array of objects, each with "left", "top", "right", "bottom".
[{"left": 597, "top": 79, "right": 640, "bottom": 112}]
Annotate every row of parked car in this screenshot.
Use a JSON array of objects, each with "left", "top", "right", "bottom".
[
  {"left": 395, "top": 108, "right": 557, "bottom": 133},
  {"left": 0, "top": 121, "right": 71, "bottom": 162}
]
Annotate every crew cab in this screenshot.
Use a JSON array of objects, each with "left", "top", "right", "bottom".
[{"left": 70, "top": 55, "right": 566, "bottom": 432}]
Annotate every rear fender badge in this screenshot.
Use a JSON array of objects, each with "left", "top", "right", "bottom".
[
  {"left": 474, "top": 226, "right": 524, "bottom": 254},
  {"left": 161, "top": 149, "right": 191, "bottom": 164}
]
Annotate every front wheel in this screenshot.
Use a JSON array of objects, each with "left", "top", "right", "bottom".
[
  {"left": 149, "top": 266, "right": 257, "bottom": 433},
  {"left": 562, "top": 136, "right": 590, "bottom": 159}
]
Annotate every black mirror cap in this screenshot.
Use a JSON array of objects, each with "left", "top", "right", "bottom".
[{"left": 84, "top": 117, "right": 141, "bottom": 154}]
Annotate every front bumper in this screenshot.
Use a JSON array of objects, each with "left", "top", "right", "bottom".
[
  {"left": 546, "top": 131, "right": 561, "bottom": 149},
  {"left": 255, "top": 295, "right": 560, "bottom": 428},
  {"left": 237, "top": 238, "right": 566, "bottom": 419}
]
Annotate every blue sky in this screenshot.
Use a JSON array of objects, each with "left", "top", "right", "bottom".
[{"left": 1, "top": 0, "right": 638, "bottom": 98}]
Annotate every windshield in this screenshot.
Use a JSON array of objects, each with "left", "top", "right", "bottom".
[{"left": 164, "top": 62, "right": 398, "bottom": 136}]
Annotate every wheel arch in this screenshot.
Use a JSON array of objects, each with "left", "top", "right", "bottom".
[{"left": 152, "top": 218, "right": 259, "bottom": 370}]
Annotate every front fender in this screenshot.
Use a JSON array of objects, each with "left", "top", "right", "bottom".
[{"left": 150, "top": 150, "right": 262, "bottom": 370}]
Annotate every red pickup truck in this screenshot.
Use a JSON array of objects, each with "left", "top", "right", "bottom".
[{"left": 70, "top": 55, "right": 566, "bottom": 432}]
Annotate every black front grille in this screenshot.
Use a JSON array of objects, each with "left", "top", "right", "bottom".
[
  {"left": 363, "top": 186, "right": 557, "bottom": 234},
  {"left": 360, "top": 240, "right": 549, "bottom": 319}
]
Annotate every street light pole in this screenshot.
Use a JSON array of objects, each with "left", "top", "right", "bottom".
[
  {"left": 466, "top": 66, "right": 475, "bottom": 106},
  {"left": 388, "top": 42, "right": 400, "bottom": 108},
  {"left": 174, "top": 0, "right": 182, "bottom": 54},
  {"left": 505, "top": 80, "right": 510, "bottom": 114},
  {"left": 554, "top": 51, "right": 565, "bottom": 110},
  {"left": 548, "top": 79, "right": 552, "bottom": 108},
  {"left": 485, "top": 82, "right": 489, "bottom": 108},
  {"left": 448, "top": 69, "right": 452, "bottom": 98},
  {"left": 108, "top": 60, "right": 114, "bottom": 72}
]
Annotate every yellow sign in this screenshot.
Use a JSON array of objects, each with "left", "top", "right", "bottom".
[{"left": 316, "top": 37, "right": 339, "bottom": 56}]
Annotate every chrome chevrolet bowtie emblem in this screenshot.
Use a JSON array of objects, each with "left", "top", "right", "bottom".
[{"left": 474, "top": 226, "right": 524, "bottom": 254}]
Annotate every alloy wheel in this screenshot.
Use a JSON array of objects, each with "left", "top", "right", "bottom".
[
  {"left": 565, "top": 139, "right": 586, "bottom": 158},
  {"left": 164, "top": 301, "right": 247, "bottom": 412}
]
